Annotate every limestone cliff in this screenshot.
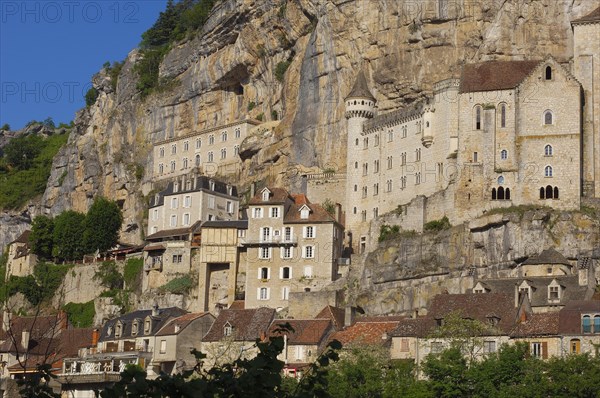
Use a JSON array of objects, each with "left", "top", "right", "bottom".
[
  {"left": 348, "top": 208, "right": 600, "bottom": 315},
  {"left": 36, "top": 0, "right": 598, "bottom": 245}
]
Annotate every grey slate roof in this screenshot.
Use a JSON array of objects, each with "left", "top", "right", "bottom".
[
  {"left": 99, "top": 307, "right": 187, "bottom": 342},
  {"left": 345, "top": 70, "right": 376, "bottom": 101},
  {"left": 149, "top": 176, "right": 237, "bottom": 208},
  {"left": 522, "top": 248, "right": 571, "bottom": 266}
]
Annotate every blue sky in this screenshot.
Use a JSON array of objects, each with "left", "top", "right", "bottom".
[{"left": 0, "top": 1, "right": 168, "bottom": 130}]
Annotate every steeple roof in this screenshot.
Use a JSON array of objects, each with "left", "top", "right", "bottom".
[{"left": 346, "top": 70, "right": 376, "bottom": 101}]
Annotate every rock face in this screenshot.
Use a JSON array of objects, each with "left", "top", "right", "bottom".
[
  {"left": 36, "top": 0, "right": 598, "bottom": 245},
  {"left": 349, "top": 209, "right": 600, "bottom": 315}
]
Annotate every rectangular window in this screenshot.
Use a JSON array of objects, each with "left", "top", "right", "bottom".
[
  {"left": 258, "top": 267, "right": 270, "bottom": 280},
  {"left": 271, "top": 207, "right": 279, "bottom": 218},
  {"left": 253, "top": 208, "right": 263, "bottom": 218},
  {"left": 184, "top": 195, "right": 191, "bottom": 208},
  {"left": 259, "top": 247, "right": 271, "bottom": 259},
  {"left": 483, "top": 341, "right": 496, "bottom": 353},
  {"left": 549, "top": 286, "right": 559, "bottom": 301},
  {"left": 280, "top": 266, "right": 291, "bottom": 279},
  {"left": 183, "top": 213, "right": 190, "bottom": 226},
  {"left": 400, "top": 338, "right": 409, "bottom": 352},
  {"left": 153, "top": 209, "right": 158, "bottom": 220},
  {"left": 304, "top": 246, "right": 314, "bottom": 259},
  {"left": 296, "top": 345, "right": 304, "bottom": 361},
  {"left": 282, "top": 247, "right": 292, "bottom": 259},
  {"left": 170, "top": 215, "right": 177, "bottom": 227},
  {"left": 284, "top": 227, "right": 292, "bottom": 242},
  {"left": 258, "top": 287, "right": 269, "bottom": 300},
  {"left": 304, "top": 226, "right": 315, "bottom": 238},
  {"left": 303, "top": 266, "right": 313, "bottom": 278},
  {"left": 160, "top": 340, "right": 167, "bottom": 354},
  {"left": 531, "top": 342, "right": 542, "bottom": 358},
  {"left": 227, "top": 201, "right": 234, "bottom": 213},
  {"left": 172, "top": 254, "right": 182, "bottom": 263},
  {"left": 171, "top": 198, "right": 178, "bottom": 209},
  {"left": 208, "top": 196, "right": 215, "bottom": 209},
  {"left": 282, "top": 286, "right": 289, "bottom": 300}
]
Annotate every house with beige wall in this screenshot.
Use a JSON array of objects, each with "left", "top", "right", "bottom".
[
  {"left": 243, "top": 187, "right": 344, "bottom": 310},
  {"left": 198, "top": 220, "right": 248, "bottom": 312},
  {"left": 152, "top": 119, "right": 260, "bottom": 181},
  {"left": 5, "top": 230, "right": 37, "bottom": 278}
]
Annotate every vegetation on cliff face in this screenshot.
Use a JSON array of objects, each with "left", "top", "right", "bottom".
[
  {"left": 0, "top": 130, "right": 69, "bottom": 209},
  {"left": 135, "top": 0, "right": 217, "bottom": 97},
  {"left": 30, "top": 197, "right": 123, "bottom": 262},
  {"left": 0, "top": 262, "right": 72, "bottom": 306}
]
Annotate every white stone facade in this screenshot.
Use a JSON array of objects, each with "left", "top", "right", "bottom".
[{"left": 152, "top": 119, "right": 260, "bottom": 181}]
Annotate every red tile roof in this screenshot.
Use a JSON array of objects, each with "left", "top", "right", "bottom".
[
  {"left": 459, "top": 60, "right": 541, "bottom": 93},
  {"left": 572, "top": 7, "right": 600, "bottom": 24},
  {"left": 269, "top": 319, "right": 333, "bottom": 345},
  {"left": 391, "top": 317, "right": 436, "bottom": 338},
  {"left": 10, "top": 230, "right": 31, "bottom": 244},
  {"left": 315, "top": 306, "right": 345, "bottom": 330},
  {"left": 558, "top": 300, "right": 600, "bottom": 335},
  {"left": 283, "top": 202, "right": 338, "bottom": 224},
  {"left": 229, "top": 300, "right": 245, "bottom": 310},
  {"left": 332, "top": 318, "right": 404, "bottom": 346},
  {"left": 248, "top": 187, "right": 293, "bottom": 205},
  {"left": 510, "top": 312, "right": 560, "bottom": 337}
]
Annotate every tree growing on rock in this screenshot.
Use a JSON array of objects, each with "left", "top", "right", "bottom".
[
  {"left": 29, "top": 215, "right": 55, "bottom": 259},
  {"left": 83, "top": 196, "right": 123, "bottom": 254}
]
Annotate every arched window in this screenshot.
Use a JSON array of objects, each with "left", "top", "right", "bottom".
[
  {"left": 545, "top": 165, "right": 553, "bottom": 177},
  {"left": 505, "top": 188, "right": 511, "bottom": 200},
  {"left": 170, "top": 161, "right": 176, "bottom": 172},
  {"left": 354, "top": 161, "right": 358, "bottom": 169},
  {"left": 354, "top": 185, "right": 357, "bottom": 192},
  {"left": 594, "top": 315, "right": 600, "bottom": 333},
  {"left": 570, "top": 339, "right": 580, "bottom": 354},
  {"left": 221, "top": 148, "right": 227, "bottom": 159},
  {"left": 208, "top": 152, "right": 214, "bottom": 162},
  {"left": 222, "top": 132, "right": 227, "bottom": 142},
  {"left": 546, "top": 185, "right": 553, "bottom": 199},
  {"left": 183, "top": 158, "right": 188, "bottom": 169},
  {"left": 544, "top": 111, "right": 553, "bottom": 125},
  {"left": 582, "top": 315, "right": 591, "bottom": 333},
  {"left": 183, "top": 141, "right": 189, "bottom": 151},
  {"left": 554, "top": 187, "right": 559, "bottom": 199},
  {"left": 159, "top": 147, "right": 165, "bottom": 157},
  {"left": 500, "top": 149, "right": 508, "bottom": 160},
  {"left": 498, "top": 187, "right": 505, "bottom": 200},
  {"left": 234, "top": 145, "right": 239, "bottom": 156},
  {"left": 475, "top": 105, "right": 482, "bottom": 130},
  {"left": 196, "top": 138, "right": 201, "bottom": 149},
  {"left": 491, "top": 188, "right": 497, "bottom": 200},
  {"left": 545, "top": 66, "right": 552, "bottom": 80},
  {"left": 498, "top": 176, "right": 505, "bottom": 185},
  {"left": 544, "top": 144, "right": 553, "bottom": 156},
  {"left": 500, "top": 103, "right": 506, "bottom": 128},
  {"left": 195, "top": 154, "right": 200, "bottom": 166},
  {"left": 355, "top": 138, "right": 359, "bottom": 146},
  {"left": 540, "top": 187, "right": 545, "bottom": 199},
  {"left": 209, "top": 135, "right": 214, "bottom": 145},
  {"left": 159, "top": 164, "right": 164, "bottom": 174}
]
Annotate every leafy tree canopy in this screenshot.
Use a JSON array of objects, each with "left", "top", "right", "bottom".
[
  {"left": 83, "top": 196, "right": 123, "bottom": 253},
  {"left": 52, "top": 210, "right": 86, "bottom": 261},
  {"left": 29, "top": 215, "right": 54, "bottom": 259}
]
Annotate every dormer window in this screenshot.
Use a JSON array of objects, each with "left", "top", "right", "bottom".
[
  {"left": 107, "top": 326, "right": 113, "bottom": 337},
  {"left": 144, "top": 318, "right": 151, "bottom": 334},
  {"left": 224, "top": 322, "right": 233, "bottom": 337},
  {"left": 132, "top": 320, "right": 139, "bottom": 336},
  {"left": 115, "top": 322, "right": 123, "bottom": 338},
  {"left": 209, "top": 180, "right": 215, "bottom": 191},
  {"left": 262, "top": 189, "right": 270, "bottom": 201},
  {"left": 486, "top": 316, "right": 500, "bottom": 327},
  {"left": 548, "top": 280, "right": 561, "bottom": 302},
  {"left": 299, "top": 205, "right": 310, "bottom": 219}
]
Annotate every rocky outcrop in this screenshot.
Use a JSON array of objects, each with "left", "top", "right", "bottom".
[
  {"left": 347, "top": 209, "right": 600, "bottom": 315},
  {"left": 35, "top": 0, "right": 598, "bottom": 246},
  {"left": 0, "top": 212, "right": 30, "bottom": 253}
]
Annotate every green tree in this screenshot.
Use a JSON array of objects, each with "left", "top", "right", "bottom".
[
  {"left": 94, "top": 261, "right": 124, "bottom": 291},
  {"left": 85, "top": 87, "right": 99, "bottom": 107},
  {"left": 83, "top": 196, "right": 123, "bottom": 253},
  {"left": 52, "top": 210, "right": 86, "bottom": 261},
  {"left": 29, "top": 215, "right": 54, "bottom": 259},
  {"left": 0, "top": 123, "right": 9, "bottom": 130},
  {"left": 3, "top": 134, "right": 43, "bottom": 169},
  {"left": 422, "top": 347, "right": 469, "bottom": 398},
  {"left": 42, "top": 117, "right": 55, "bottom": 129}
]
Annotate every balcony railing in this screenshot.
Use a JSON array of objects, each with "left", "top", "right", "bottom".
[{"left": 241, "top": 236, "right": 298, "bottom": 246}]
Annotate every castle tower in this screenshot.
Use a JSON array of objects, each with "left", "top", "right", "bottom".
[
  {"left": 572, "top": 7, "right": 600, "bottom": 197},
  {"left": 344, "top": 70, "right": 376, "bottom": 253}
]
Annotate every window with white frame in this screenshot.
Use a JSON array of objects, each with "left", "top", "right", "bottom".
[
  {"left": 183, "top": 213, "right": 190, "bottom": 226},
  {"left": 227, "top": 201, "right": 234, "bottom": 214},
  {"left": 170, "top": 215, "right": 177, "bottom": 227},
  {"left": 304, "top": 245, "right": 314, "bottom": 259},
  {"left": 184, "top": 195, "right": 191, "bottom": 208},
  {"left": 258, "top": 267, "right": 270, "bottom": 280},
  {"left": 259, "top": 247, "right": 271, "bottom": 259},
  {"left": 500, "top": 149, "right": 508, "bottom": 160},
  {"left": 282, "top": 247, "right": 293, "bottom": 259},
  {"left": 160, "top": 340, "right": 167, "bottom": 354},
  {"left": 300, "top": 207, "right": 310, "bottom": 219},
  {"left": 224, "top": 323, "right": 233, "bottom": 337},
  {"left": 281, "top": 266, "right": 291, "bottom": 279},
  {"left": 282, "top": 286, "right": 289, "bottom": 300},
  {"left": 303, "top": 266, "right": 313, "bottom": 278},
  {"left": 208, "top": 196, "right": 215, "bottom": 209},
  {"left": 548, "top": 285, "right": 560, "bottom": 301},
  {"left": 258, "top": 287, "right": 269, "bottom": 300},
  {"left": 253, "top": 208, "right": 263, "bottom": 218},
  {"left": 261, "top": 227, "right": 271, "bottom": 242},
  {"left": 531, "top": 342, "right": 543, "bottom": 358},
  {"left": 284, "top": 227, "right": 292, "bottom": 242},
  {"left": 545, "top": 165, "right": 553, "bottom": 177},
  {"left": 304, "top": 226, "right": 315, "bottom": 238},
  {"left": 544, "top": 144, "right": 553, "bottom": 157},
  {"left": 152, "top": 209, "right": 158, "bottom": 220},
  {"left": 271, "top": 207, "right": 279, "bottom": 218}
]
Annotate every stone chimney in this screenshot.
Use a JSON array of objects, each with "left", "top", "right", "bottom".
[
  {"left": 21, "top": 330, "right": 30, "bottom": 349},
  {"left": 152, "top": 304, "right": 160, "bottom": 317},
  {"left": 344, "top": 306, "right": 356, "bottom": 327},
  {"left": 91, "top": 329, "right": 100, "bottom": 346}
]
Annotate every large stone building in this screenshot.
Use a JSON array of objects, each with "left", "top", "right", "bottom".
[
  {"left": 333, "top": 7, "right": 600, "bottom": 251},
  {"left": 152, "top": 119, "right": 260, "bottom": 181},
  {"left": 243, "top": 188, "right": 344, "bottom": 310}
]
